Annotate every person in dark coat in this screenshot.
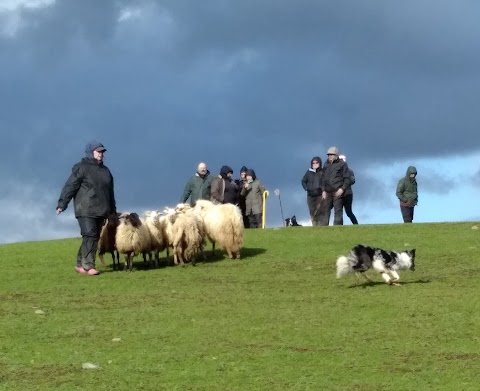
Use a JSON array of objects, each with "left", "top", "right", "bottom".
[
  {"left": 180, "top": 162, "right": 214, "bottom": 205},
  {"left": 396, "top": 166, "right": 418, "bottom": 223},
  {"left": 211, "top": 165, "right": 238, "bottom": 205},
  {"left": 301, "top": 156, "right": 323, "bottom": 226},
  {"left": 57, "top": 141, "right": 116, "bottom": 275},
  {"left": 235, "top": 166, "right": 250, "bottom": 228},
  {"left": 339, "top": 154, "right": 358, "bottom": 224},
  {"left": 321, "top": 146, "right": 351, "bottom": 226},
  {"left": 240, "top": 169, "right": 266, "bottom": 228}
]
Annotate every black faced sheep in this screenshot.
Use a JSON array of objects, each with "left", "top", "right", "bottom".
[
  {"left": 98, "top": 212, "right": 121, "bottom": 270},
  {"left": 115, "top": 212, "right": 152, "bottom": 271}
]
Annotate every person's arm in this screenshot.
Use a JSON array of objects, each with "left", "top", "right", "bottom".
[
  {"left": 109, "top": 174, "right": 116, "bottom": 213},
  {"left": 349, "top": 169, "right": 355, "bottom": 185},
  {"left": 210, "top": 177, "right": 223, "bottom": 204},
  {"left": 396, "top": 179, "right": 406, "bottom": 202},
  {"left": 240, "top": 182, "right": 251, "bottom": 196},
  {"left": 301, "top": 172, "right": 308, "bottom": 191},
  {"left": 341, "top": 163, "right": 351, "bottom": 191},
  {"left": 180, "top": 178, "right": 192, "bottom": 203},
  {"left": 57, "top": 164, "right": 83, "bottom": 213}
]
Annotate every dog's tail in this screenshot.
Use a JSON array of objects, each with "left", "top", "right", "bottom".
[{"left": 336, "top": 255, "right": 351, "bottom": 278}]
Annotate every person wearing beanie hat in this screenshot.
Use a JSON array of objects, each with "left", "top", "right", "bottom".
[
  {"left": 321, "top": 146, "right": 351, "bottom": 225},
  {"left": 180, "top": 162, "right": 214, "bottom": 205},
  {"left": 240, "top": 168, "right": 266, "bottom": 228},
  {"left": 211, "top": 165, "right": 238, "bottom": 205},
  {"left": 235, "top": 166, "right": 250, "bottom": 228},
  {"left": 338, "top": 155, "right": 358, "bottom": 224},
  {"left": 396, "top": 166, "right": 418, "bottom": 223},
  {"left": 301, "top": 156, "right": 323, "bottom": 225},
  {"left": 56, "top": 141, "right": 117, "bottom": 276}
]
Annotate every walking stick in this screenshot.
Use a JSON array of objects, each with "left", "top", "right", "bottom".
[
  {"left": 262, "top": 190, "right": 269, "bottom": 229},
  {"left": 274, "top": 189, "right": 285, "bottom": 226}
]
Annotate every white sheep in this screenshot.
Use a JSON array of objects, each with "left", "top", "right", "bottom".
[
  {"left": 143, "top": 210, "right": 170, "bottom": 267},
  {"left": 194, "top": 200, "right": 244, "bottom": 259},
  {"left": 115, "top": 212, "right": 152, "bottom": 271},
  {"left": 164, "top": 207, "right": 204, "bottom": 266}
]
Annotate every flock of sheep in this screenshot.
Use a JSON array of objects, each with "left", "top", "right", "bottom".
[{"left": 97, "top": 200, "right": 245, "bottom": 271}]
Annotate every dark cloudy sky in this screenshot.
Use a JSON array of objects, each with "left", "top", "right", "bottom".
[{"left": 1, "top": 0, "right": 479, "bottom": 243}]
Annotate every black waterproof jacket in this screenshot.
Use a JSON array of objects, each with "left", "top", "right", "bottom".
[
  {"left": 57, "top": 158, "right": 116, "bottom": 218},
  {"left": 322, "top": 158, "right": 351, "bottom": 193},
  {"left": 301, "top": 169, "right": 323, "bottom": 197}
]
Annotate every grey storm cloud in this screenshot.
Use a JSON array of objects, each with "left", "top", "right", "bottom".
[{"left": 1, "top": 0, "right": 479, "bottom": 242}]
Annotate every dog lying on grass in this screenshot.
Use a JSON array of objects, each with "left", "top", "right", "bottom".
[
  {"left": 285, "top": 215, "right": 302, "bottom": 226},
  {"left": 336, "top": 244, "right": 416, "bottom": 286}
]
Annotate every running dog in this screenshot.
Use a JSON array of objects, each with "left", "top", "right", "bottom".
[{"left": 336, "top": 244, "right": 416, "bottom": 286}]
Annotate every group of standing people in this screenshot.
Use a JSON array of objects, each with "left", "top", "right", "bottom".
[
  {"left": 180, "top": 162, "right": 266, "bottom": 229},
  {"left": 302, "top": 146, "right": 358, "bottom": 226},
  {"left": 302, "top": 147, "right": 418, "bottom": 225}
]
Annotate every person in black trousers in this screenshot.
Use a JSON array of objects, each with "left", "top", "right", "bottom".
[
  {"left": 57, "top": 141, "right": 116, "bottom": 275},
  {"left": 321, "top": 147, "right": 351, "bottom": 225},
  {"left": 339, "top": 154, "right": 358, "bottom": 224},
  {"left": 301, "top": 156, "right": 323, "bottom": 226}
]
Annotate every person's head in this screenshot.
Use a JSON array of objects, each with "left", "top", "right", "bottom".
[
  {"left": 240, "top": 166, "right": 248, "bottom": 179},
  {"left": 326, "top": 146, "right": 339, "bottom": 163},
  {"left": 220, "top": 165, "right": 233, "bottom": 179},
  {"left": 85, "top": 141, "right": 107, "bottom": 163},
  {"left": 310, "top": 156, "right": 322, "bottom": 170},
  {"left": 246, "top": 168, "right": 256, "bottom": 182},
  {"left": 197, "top": 162, "right": 208, "bottom": 177},
  {"left": 406, "top": 166, "right": 417, "bottom": 178},
  {"left": 339, "top": 154, "right": 346, "bottom": 162}
]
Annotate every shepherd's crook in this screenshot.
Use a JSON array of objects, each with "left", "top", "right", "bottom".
[
  {"left": 262, "top": 190, "right": 269, "bottom": 229},
  {"left": 274, "top": 189, "right": 285, "bottom": 226}
]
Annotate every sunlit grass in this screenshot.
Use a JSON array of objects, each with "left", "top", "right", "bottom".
[{"left": 1, "top": 222, "right": 479, "bottom": 390}]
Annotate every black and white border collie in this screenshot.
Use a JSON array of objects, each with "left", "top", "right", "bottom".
[
  {"left": 285, "top": 215, "right": 302, "bottom": 226},
  {"left": 336, "top": 244, "right": 416, "bottom": 286}
]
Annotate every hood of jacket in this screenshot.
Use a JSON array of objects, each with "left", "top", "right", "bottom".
[
  {"left": 220, "top": 165, "right": 233, "bottom": 177},
  {"left": 246, "top": 168, "right": 256, "bottom": 180},
  {"left": 406, "top": 166, "right": 417, "bottom": 176}
]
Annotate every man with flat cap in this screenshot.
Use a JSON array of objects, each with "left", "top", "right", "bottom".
[
  {"left": 57, "top": 141, "right": 116, "bottom": 275},
  {"left": 321, "top": 146, "right": 351, "bottom": 225}
]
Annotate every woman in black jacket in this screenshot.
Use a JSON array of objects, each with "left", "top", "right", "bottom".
[
  {"left": 57, "top": 141, "right": 116, "bottom": 275},
  {"left": 301, "top": 157, "right": 323, "bottom": 226}
]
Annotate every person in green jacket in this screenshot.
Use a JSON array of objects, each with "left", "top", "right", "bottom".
[
  {"left": 396, "top": 166, "right": 418, "bottom": 223},
  {"left": 240, "top": 169, "right": 267, "bottom": 228},
  {"left": 180, "top": 162, "right": 214, "bottom": 206}
]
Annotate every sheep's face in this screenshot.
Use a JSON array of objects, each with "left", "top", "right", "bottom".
[
  {"left": 194, "top": 200, "right": 213, "bottom": 213},
  {"left": 106, "top": 212, "right": 120, "bottom": 228},
  {"left": 118, "top": 212, "right": 142, "bottom": 228},
  {"left": 128, "top": 213, "right": 142, "bottom": 228},
  {"left": 118, "top": 213, "right": 130, "bottom": 224},
  {"left": 175, "top": 203, "right": 191, "bottom": 213}
]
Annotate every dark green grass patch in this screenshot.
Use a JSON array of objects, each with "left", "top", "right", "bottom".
[{"left": 1, "top": 222, "right": 480, "bottom": 390}]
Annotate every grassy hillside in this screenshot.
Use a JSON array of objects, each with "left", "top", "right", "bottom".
[{"left": 1, "top": 222, "right": 479, "bottom": 391}]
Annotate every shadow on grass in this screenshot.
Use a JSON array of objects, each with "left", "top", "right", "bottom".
[
  {"left": 348, "top": 278, "right": 432, "bottom": 288},
  {"left": 99, "top": 247, "right": 267, "bottom": 272},
  {"left": 240, "top": 247, "right": 267, "bottom": 259}
]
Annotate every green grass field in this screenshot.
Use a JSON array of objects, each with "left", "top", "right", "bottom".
[{"left": 1, "top": 222, "right": 480, "bottom": 391}]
